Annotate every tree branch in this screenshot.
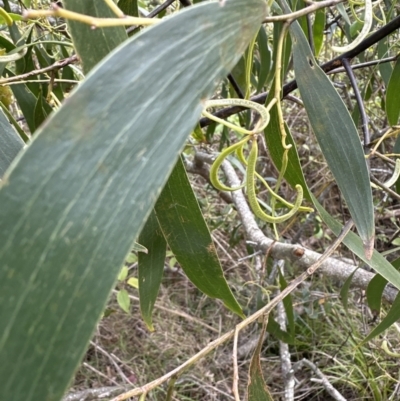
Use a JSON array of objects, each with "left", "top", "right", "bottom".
[
  {"left": 194, "top": 151, "right": 398, "bottom": 303},
  {"left": 200, "top": 15, "right": 400, "bottom": 127}
]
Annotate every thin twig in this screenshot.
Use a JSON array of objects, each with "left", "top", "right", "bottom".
[
  {"left": 232, "top": 327, "right": 240, "bottom": 401},
  {"left": 370, "top": 175, "right": 400, "bottom": 201},
  {"left": 263, "top": 0, "right": 345, "bottom": 22},
  {"left": 0, "top": 55, "right": 78, "bottom": 84},
  {"left": 126, "top": 0, "right": 177, "bottom": 33},
  {"left": 276, "top": 260, "right": 295, "bottom": 401},
  {"left": 342, "top": 58, "right": 370, "bottom": 148},
  {"left": 90, "top": 341, "right": 131, "bottom": 385},
  {"left": 293, "top": 359, "right": 347, "bottom": 401},
  {"left": 83, "top": 362, "right": 120, "bottom": 386},
  {"left": 62, "top": 386, "right": 126, "bottom": 401}
]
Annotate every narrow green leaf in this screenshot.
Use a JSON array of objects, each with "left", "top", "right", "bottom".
[
  {"left": 340, "top": 267, "right": 358, "bottom": 312},
  {"left": 335, "top": 3, "right": 351, "bottom": 26},
  {"left": 290, "top": 18, "right": 374, "bottom": 256},
  {"left": 313, "top": 7, "right": 325, "bottom": 57},
  {"left": 263, "top": 97, "right": 400, "bottom": 296},
  {"left": 312, "top": 196, "right": 400, "bottom": 291},
  {"left": 378, "top": 38, "right": 392, "bottom": 87},
  {"left": 386, "top": 58, "right": 400, "bottom": 126},
  {"left": 117, "top": 289, "right": 131, "bottom": 314},
  {"left": 264, "top": 86, "right": 312, "bottom": 202},
  {"left": 3, "top": 0, "right": 26, "bottom": 74},
  {"left": 256, "top": 26, "right": 271, "bottom": 92},
  {"left": 155, "top": 158, "right": 244, "bottom": 317},
  {"left": 7, "top": 71, "right": 37, "bottom": 133},
  {"left": 0, "top": 34, "right": 17, "bottom": 76},
  {"left": 266, "top": 317, "right": 295, "bottom": 344},
  {"left": 247, "top": 324, "right": 274, "bottom": 401},
  {"left": 64, "top": 0, "right": 128, "bottom": 73},
  {"left": 366, "top": 273, "right": 388, "bottom": 313},
  {"left": 33, "top": 91, "right": 50, "bottom": 131},
  {"left": 138, "top": 210, "right": 166, "bottom": 331},
  {"left": 0, "top": 101, "right": 29, "bottom": 143},
  {"left": 360, "top": 292, "right": 400, "bottom": 346},
  {"left": 394, "top": 137, "right": 400, "bottom": 194},
  {"left": 0, "top": 107, "right": 24, "bottom": 177},
  {"left": 118, "top": 0, "right": 139, "bottom": 17},
  {"left": 0, "top": 2, "right": 265, "bottom": 400},
  {"left": 366, "top": 257, "right": 400, "bottom": 313}
]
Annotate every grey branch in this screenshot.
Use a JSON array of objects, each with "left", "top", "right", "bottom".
[
  {"left": 293, "top": 359, "right": 347, "bottom": 401},
  {"left": 194, "top": 151, "right": 398, "bottom": 303},
  {"left": 62, "top": 386, "right": 126, "bottom": 401}
]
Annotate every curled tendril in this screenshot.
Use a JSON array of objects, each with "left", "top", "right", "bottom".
[
  {"left": 246, "top": 138, "right": 304, "bottom": 224},
  {"left": 235, "top": 139, "right": 313, "bottom": 213},
  {"left": 371, "top": 159, "right": 400, "bottom": 189},
  {"left": 203, "top": 98, "right": 271, "bottom": 135},
  {"left": 209, "top": 135, "right": 251, "bottom": 192},
  {"left": 331, "top": 0, "right": 373, "bottom": 53}
]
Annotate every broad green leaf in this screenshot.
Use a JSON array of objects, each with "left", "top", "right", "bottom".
[
  {"left": 64, "top": 0, "right": 128, "bottom": 73},
  {"left": 117, "top": 289, "right": 131, "bottom": 313},
  {"left": 0, "top": 2, "right": 265, "bottom": 400},
  {"left": 0, "top": 107, "right": 24, "bottom": 177},
  {"left": 138, "top": 210, "right": 166, "bottom": 331},
  {"left": 290, "top": 18, "right": 374, "bottom": 256},
  {"left": 386, "top": 58, "right": 400, "bottom": 126},
  {"left": 155, "top": 158, "right": 244, "bottom": 317},
  {"left": 247, "top": 324, "right": 274, "bottom": 401}
]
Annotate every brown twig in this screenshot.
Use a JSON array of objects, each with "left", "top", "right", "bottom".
[{"left": 0, "top": 55, "right": 78, "bottom": 85}]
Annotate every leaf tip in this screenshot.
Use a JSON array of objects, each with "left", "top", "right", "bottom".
[{"left": 363, "top": 236, "right": 375, "bottom": 260}]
